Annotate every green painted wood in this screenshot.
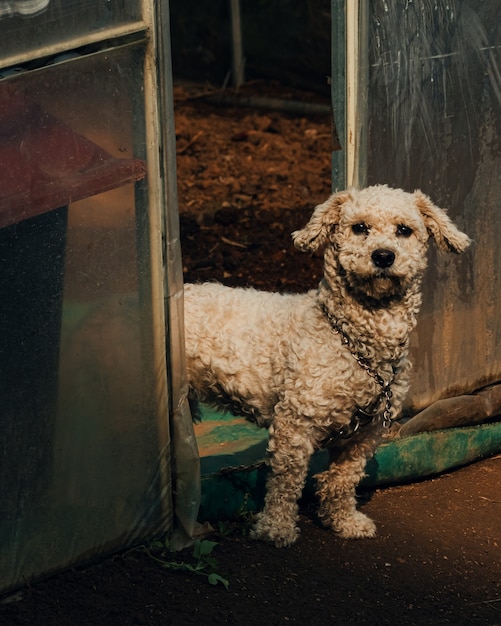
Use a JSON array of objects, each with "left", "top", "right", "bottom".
[
  {"left": 362, "top": 423, "right": 501, "bottom": 487},
  {"left": 196, "top": 406, "right": 501, "bottom": 521}
]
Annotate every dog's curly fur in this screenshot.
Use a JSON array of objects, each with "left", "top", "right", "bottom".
[{"left": 184, "top": 185, "right": 470, "bottom": 547}]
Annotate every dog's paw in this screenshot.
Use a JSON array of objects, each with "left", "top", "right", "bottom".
[
  {"left": 330, "top": 511, "right": 377, "bottom": 539},
  {"left": 250, "top": 514, "right": 300, "bottom": 548}
]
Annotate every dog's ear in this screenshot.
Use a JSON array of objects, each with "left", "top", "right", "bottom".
[
  {"left": 292, "top": 190, "right": 352, "bottom": 252},
  {"left": 414, "top": 191, "right": 471, "bottom": 254}
]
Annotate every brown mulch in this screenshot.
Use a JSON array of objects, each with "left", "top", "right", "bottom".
[
  {"left": 175, "top": 80, "right": 331, "bottom": 293},
  {"left": 2, "top": 82, "right": 500, "bottom": 625}
]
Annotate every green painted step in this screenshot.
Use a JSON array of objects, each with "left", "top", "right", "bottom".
[{"left": 195, "top": 405, "right": 501, "bottom": 521}]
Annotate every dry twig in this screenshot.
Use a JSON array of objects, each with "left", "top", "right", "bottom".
[{"left": 177, "top": 130, "right": 204, "bottom": 155}]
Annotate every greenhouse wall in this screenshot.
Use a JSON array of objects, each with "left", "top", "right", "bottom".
[
  {"left": 0, "top": 1, "right": 198, "bottom": 594},
  {"left": 332, "top": 0, "right": 501, "bottom": 414}
]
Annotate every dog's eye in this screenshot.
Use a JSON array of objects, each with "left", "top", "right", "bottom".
[
  {"left": 396, "top": 224, "right": 413, "bottom": 237},
  {"left": 352, "top": 222, "right": 369, "bottom": 235}
]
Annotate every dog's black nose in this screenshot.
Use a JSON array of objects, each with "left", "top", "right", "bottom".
[{"left": 372, "top": 249, "right": 395, "bottom": 269}]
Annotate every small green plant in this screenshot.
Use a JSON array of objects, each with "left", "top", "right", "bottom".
[
  {"left": 213, "top": 493, "right": 258, "bottom": 538},
  {"left": 235, "top": 492, "right": 256, "bottom": 534},
  {"left": 146, "top": 539, "right": 229, "bottom": 590}
]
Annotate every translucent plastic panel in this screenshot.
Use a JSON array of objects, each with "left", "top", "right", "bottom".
[
  {"left": 0, "top": 45, "right": 172, "bottom": 592},
  {"left": 366, "top": 0, "right": 501, "bottom": 409},
  {"left": 0, "top": 0, "right": 142, "bottom": 65}
]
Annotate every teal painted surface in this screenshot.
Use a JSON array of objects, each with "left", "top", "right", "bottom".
[
  {"left": 197, "top": 413, "right": 501, "bottom": 521},
  {"left": 194, "top": 405, "right": 268, "bottom": 475},
  {"left": 363, "top": 423, "right": 501, "bottom": 487}
]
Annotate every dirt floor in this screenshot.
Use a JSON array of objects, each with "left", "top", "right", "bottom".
[
  {"left": 175, "top": 80, "right": 331, "bottom": 292},
  {"left": 2, "top": 82, "right": 501, "bottom": 625}
]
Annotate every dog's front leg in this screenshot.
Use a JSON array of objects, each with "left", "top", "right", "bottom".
[
  {"left": 315, "top": 432, "right": 380, "bottom": 539},
  {"left": 251, "top": 418, "right": 314, "bottom": 548}
]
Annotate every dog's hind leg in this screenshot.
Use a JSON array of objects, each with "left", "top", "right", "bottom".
[
  {"left": 251, "top": 418, "right": 315, "bottom": 548},
  {"left": 315, "top": 434, "right": 379, "bottom": 539}
]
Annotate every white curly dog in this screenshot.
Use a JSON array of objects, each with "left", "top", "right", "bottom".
[{"left": 184, "top": 184, "right": 470, "bottom": 547}]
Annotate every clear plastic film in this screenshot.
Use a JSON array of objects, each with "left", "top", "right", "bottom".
[
  {"left": 154, "top": 2, "right": 201, "bottom": 547},
  {"left": 0, "top": 0, "right": 50, "bottom": 18},
  {"left": 333, "top": 0, "right": 501, "bottom": 415},
  {"left": 0, "top": 2, "right": 200, "bottom": 594}
]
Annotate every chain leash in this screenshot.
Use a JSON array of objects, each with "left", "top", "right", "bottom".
[{"left": 321, "top": 304, "right": 395, "bottom": 429}]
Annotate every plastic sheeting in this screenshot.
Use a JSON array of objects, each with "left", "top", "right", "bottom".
[
  {"left": 0, "top": 3, "right": 200, "bottom": 594},
  {"left": 154, "top": 3, "right": 201, "bottom": 547},
  {"left": 333, "top": 0, "right": 501, "bottom": 415},
  {"left": 0, "top": 0, "right": 50, "bottom": 18},
  {"left": 1, "top": 0, "right": 142, "bottom": 68},
  {"left": 367, "top": 0, "right": 501, "bottom": 412}
]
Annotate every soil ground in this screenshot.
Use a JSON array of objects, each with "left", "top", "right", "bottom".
[{"left": 1, "top": 82, "right": 500, "bottom": 625}]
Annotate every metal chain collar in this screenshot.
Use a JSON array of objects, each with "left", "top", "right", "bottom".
[{"left": 321, "top": 304, "right": 395, "bottom": 431}]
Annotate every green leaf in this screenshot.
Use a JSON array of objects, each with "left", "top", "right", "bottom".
[
  {"left": 144, "top": 537, "right": 229, "bottom": 590},
  {"left": 193, "top": 540, "right": 218, "bottom": 559},
  {"left": 208, "top": 573, "right": 230, "bottom": 589},
  {"left": 204, "top": 556, "right": 218, "bottom": 569}
]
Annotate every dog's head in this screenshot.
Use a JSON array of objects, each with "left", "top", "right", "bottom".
[{"left": 293, "top": 184, "right": 471, "bottom": 302}]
